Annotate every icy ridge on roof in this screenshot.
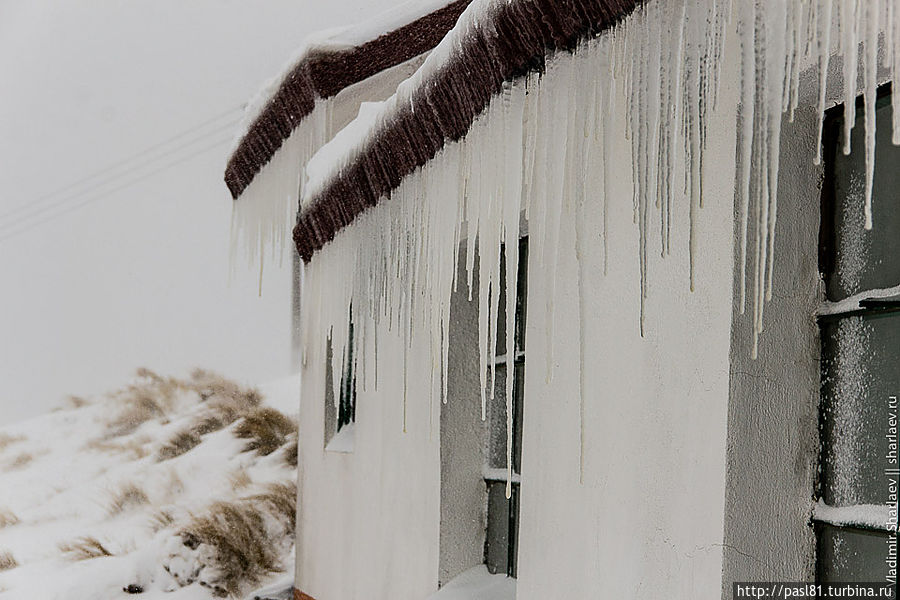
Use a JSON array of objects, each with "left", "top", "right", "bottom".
[{"left": 231, "top": 0, "right": 456, "bottom": 153}]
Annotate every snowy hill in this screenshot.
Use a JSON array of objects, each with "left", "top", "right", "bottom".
[{"left": 0, "top": 370, "right": 300, "bottom": 600}]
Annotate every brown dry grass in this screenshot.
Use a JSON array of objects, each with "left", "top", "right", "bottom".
[
  {"left": 248, "top": 482, "right": 296, "bottom": 531},
  {"left": 157, "top": 429, "right": 202, "bottom": 462},
  {"left": 0, "top": 509, "right": 19, "bottom": 528},
  {"left": 53, "top": 395, "right": 90, "bottom": 412},
  {"left": 188, "top": 372, "right": 262, "bottom": 437},
  {"left": 282, "top": 437, "right": 298, "bottom": 467},
  {"left": 181, "top": 502, "right": 277, "bottom": 596},
  {"left": 106, "top": 368, "right": 193, "bottom": 437},
  {"left": 107, "top": 482, "right": 149, "bottom": 516},
  {"left": 0, "top": 550, "right": 16, "bottom": 571},
  {"left": 148, "top": 508, "right": 175, "bottom": 533},
  {"left": 105, "top": 368, "right": 263, "bottom": 440},
  {"left": 0, "top": 433, "right": 24, "bottom": 452},
  {"left": 188, "top": 369, "right": 260, "bottom": 405},
  {"left": 85, "top": 437, "right": 150, "bottom": 460},
  {"left": 227, "top": 469, "right": 252, "bottom": 492},
  {"left": 58, "top": 536, "right": 112, "bottom": 561},
  {"left": 233, "top": 408, "right": 296, "bottom": 456},
  {"left": 177, "top": 481, "right": 297, "bottom": 597},
  {"left": 5, "top": 452, "right": 33, "bottom": 471}
]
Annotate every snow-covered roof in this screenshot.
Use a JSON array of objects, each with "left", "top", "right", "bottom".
[
  {"left": 292, "top": 0, "right": 639, "bottom": 262},
  {"left": 224, "top": 0, "right": 472, "bottom": 200}
]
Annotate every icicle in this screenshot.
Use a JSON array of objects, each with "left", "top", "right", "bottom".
[
  {"left": 840, "top": 0, "right": 860, "bottom": 156},
  {"left": 230, "top": 102, "right": 327, "bottom": 286},
  {"left": 540, "top": 56, "right": 573, "bottom": 383},
  {"left": 292, "top": 0, "right": 900, "bottom": 486},
  {"left": 813, "top": 0, "right": 834, "bottom": 166},
  {"left": 604, "top": 36, "right": 618, "bottom": 276},
  {"left": 764, "top": 0, "right": 788, "bottom": 304},
  {"left": 574, "top": 139, "right": 589, "bottom": 487},
  {"left": 502, "top": 82, "right": 525, "bottom": 498},
  {"left": 861, "top": 0, "right": 878, "bottom": 230}
]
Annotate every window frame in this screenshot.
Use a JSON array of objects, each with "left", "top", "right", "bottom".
[
  {"left": 483, "top": 235, "right": 528, "bottom": 578},
  {"left": 813, "top": 86, "right": 899, "bottom": 581}
]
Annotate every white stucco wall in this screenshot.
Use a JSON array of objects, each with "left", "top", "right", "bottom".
[
  {"left": 513, "top": 39, "right": 739, "bottom": 600},
  {"left": 296, "top": 321, "right": 442, "bottom": 599}
]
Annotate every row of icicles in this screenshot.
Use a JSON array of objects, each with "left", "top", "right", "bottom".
[{"left": 235, "top": 0, "right": 900, "bottom": 491}]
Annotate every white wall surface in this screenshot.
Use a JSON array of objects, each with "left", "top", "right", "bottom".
[
  {"left": 511, "top": 39, "right": 738, "bottom": 600},
  {"left": 295, "top": 30, "right": 741, "bottom": 598},
  {"left": 296, "top": 314, "right": 442, "bottom": 600},
  {"left": 0, "top": 0, "right": 409, "bottom": 423}
]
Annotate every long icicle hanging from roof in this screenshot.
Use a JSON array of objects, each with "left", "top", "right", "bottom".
[
  {"left": 296, "top": 0, "right": 900, "bottom": 488},
  {"left": 228, "top": 100, "right": 331, "bottom": 293}
]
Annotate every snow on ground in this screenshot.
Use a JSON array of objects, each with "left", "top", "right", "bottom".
[
  {"left": 0, "top": 370, "right": 300, "bottom": 600},
  {"left": 426, "top": 566, "right": 515, "bottom": 600}
]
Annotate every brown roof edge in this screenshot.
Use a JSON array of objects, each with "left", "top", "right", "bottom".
[
  {"left": 292, "top": 0, "right": 640, "bottom": 263},
  {"left": 224, "top": 0, "right": 474, "bottom": 200}
]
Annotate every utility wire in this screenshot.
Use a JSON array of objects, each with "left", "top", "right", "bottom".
[
  {"left": 0, "top": 116, "right": 241, "bottom": 233},
  {"left": 0, "top": 135, "right": 234, "bottom": 244},
  {"left": 0, "top": 103, "right": 244, "bottom": 222}
]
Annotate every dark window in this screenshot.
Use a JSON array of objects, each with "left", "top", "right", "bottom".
[
  {"left": 816, "top": 87, "right": 899, "bottom": 582},
  {"left": 324, "top": 316, "right": 356, "bottom": 448},
  {"left": 337, "top": 319, "right": 356, "bottom": 433},
  {"left": 484, "top": 236, "right": 528, "bottom": 578}
]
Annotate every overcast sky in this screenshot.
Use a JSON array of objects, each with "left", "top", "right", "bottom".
[{"left": 0, "top": 0, "right": 402, "bottom": 423}]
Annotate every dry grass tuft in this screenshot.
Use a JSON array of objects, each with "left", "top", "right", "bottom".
[
  {"left": 148, "top": 508, "right": 176, "bottom": 533},
  {"left": 0, "top": 433, "right": 24, "bottom": 452},
  {"left": 165, "top": 481, "right": 297, "bottom": 595},
  {"left": 104, "top": 368, "right": 262, "bottom": 439},
  {"left": 106, "top": 368, "right": 194, "bottom": 437},
  {"left": 0, "top": 550, "right": 17, "bottom": 571},
  {"left": 227, "top": 469, "right": 252, "bottom": 492},
  {"left": 176, "top": 483, "right": 295, "bottom": 598},
  {"left": 190, "top": 412, "right": 229, "bottom": 436},
  {"left": 282, "top": 437, "right": 298, "bottom": 468},
  {"left": 188, "top": 369, "right": 261, "bottom": 406},
  {"left": 5, "top": 452, "right": 33, "bottom": 471},
  {"left": 107, "top": 390, "right": 169, "bottom": 437},
  {"left": 247, "top": 482, "right": 297, "bottom": 531},
  {"left": 0, "top": 509, "right": 19, "bottom": 528},
  {"left": 182, "top": 501, "right": 276, "bottom": 596},
  {"left": 157, "top": 429, "right": 202, "bottom": 462},
  {"left": 107, "top": 482, "right": 150, "bottom": 516},
  {"left": 85, "top": 437, "right": 150, "bottom": 460},
  {"left": 233, "top": 408, "right": 296, "bottom": 456},
  {"left": 53, "top": 395, "right": 90, "bottom": 411},
  {"left": 188, "top": 382, "right": 263, "bottom": 438},
  {"left": 58, "top": 536, "right": 112, "bottom": 561}
]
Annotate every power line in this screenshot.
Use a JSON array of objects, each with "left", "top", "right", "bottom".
[
  {"left": 0, "top": 135, "right": 235, "bottom": 244},
  {"left": 0, "top": 116, "right": 241, "bottom": 233},
  {"left": 0, "top": 103, "right": 244, "bottom": 222}
]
